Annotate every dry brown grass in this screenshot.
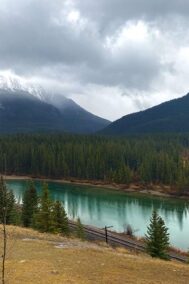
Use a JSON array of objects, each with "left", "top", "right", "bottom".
[{"left": 0, "top": 226, "right": 189, "bottom": 284}]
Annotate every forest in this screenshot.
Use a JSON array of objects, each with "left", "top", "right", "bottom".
[{"left": 0, "top": 133, "right": 189, "bottom": 191}]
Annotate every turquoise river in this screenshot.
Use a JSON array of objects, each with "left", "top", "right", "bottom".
[{"left": 6, "top": 179, "right": 189, "bottom": 251}]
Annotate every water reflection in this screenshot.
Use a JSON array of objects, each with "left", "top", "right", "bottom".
[{"left": 6, "top": 179, "right": 189, "bottom": 251}]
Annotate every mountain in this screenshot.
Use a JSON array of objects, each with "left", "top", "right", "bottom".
[
  {"left": 0, "top": 75, "right": 110, "bottom": 134},
  {"left": 101, "top": 93, "right": 189, "bottom": 135},
  {"left": 0, "top": 89, "right": 65, "bottom": 133},
  {"left": 44, "top": 93, "right": 110, "bottom": 133}
]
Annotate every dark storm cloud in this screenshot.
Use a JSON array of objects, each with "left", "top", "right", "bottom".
[
  {"left": 0, "top": 0, "right": 162, "bottom": 85},
  {"left": 0, "top": 0, "right": 103, "bottom": 70},
  {"left": 0, "top": 0, "right": 189, "bottom": 120},
  {"left": 76, "top": 0, "right": 189, "bottom": 25}
]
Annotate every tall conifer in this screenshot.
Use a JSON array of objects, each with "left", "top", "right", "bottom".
[
  {"left": 76, "top": 218, "right": 85, "bottom": 240},
  {"left": 145, "top": 210, "right": 170, "bottom": 259},
  {"left": 0, "top": 176, "right": 16, "bottom": 225},
  {"left": 52, "top": 201, "right": 69, "bottom": 235},
  {"left": 34, "top": 183, "right": 53, "bottom": 232},
  {"left": 22, "top": 181, "right": 38, "bottom": 227}
]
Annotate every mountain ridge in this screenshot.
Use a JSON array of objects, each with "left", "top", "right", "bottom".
[
  {"left": 0, "top": 76, "right": 110, "bottom": 134},
  {"left": 101, "top": 93, "right": 189, "bottom": 135}
]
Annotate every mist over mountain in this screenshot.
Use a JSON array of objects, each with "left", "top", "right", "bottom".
[
  {"left": 0, "top": 75, "right": 110, "bottom": 134},
  {"left": 101, "top": 93, "right": 189, "bottom": 135}
]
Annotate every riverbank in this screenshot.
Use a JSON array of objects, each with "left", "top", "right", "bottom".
[{"left": 3, "top": 174, "right": 188, "bottom": 200}]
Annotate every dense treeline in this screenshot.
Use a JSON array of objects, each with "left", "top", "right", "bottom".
[{"left": 1, "top": 133, "right": 189, "bottom": 190}]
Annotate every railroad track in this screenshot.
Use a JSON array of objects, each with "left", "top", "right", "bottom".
[{"left": 68, "top": 221, "right": 187, "bottom": 263}]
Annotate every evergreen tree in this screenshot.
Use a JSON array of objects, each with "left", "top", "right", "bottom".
[
  {"left": 52, "top": 201, "right": 69, "bottom": 235},
  {"left": 1, "top": 133, "right": 189, "bottom": 190},
  {"left": 22, "top": 181, "right": 38, "bottom": 227},
  {"left": 0, "top": 176, "right": 16, "bottom": 225},
  {"left": 34, "top": 183, "right": 53, "bottom": 232},
  {"left": 145, "top": 210, "right": 170, "bottom": 259},
  {"left": 76, "top": 217, "right": 85, "bottom": 240}
]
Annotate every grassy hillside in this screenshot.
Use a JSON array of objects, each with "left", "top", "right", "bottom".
[{"left": 1, "top": 226, "right": 189, "bottom": 283}]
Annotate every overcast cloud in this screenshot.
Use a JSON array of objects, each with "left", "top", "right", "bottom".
[{"left": 0, "top": 0, "right": 189, "bottom": 120}]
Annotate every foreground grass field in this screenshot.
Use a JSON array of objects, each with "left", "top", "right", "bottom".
[{"left": 1, "top": 226, "right": 189, "bottom": 284}]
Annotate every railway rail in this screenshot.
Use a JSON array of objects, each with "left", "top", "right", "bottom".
[{"left": 68, "top": 220, "right": 188, "bottom": 263}]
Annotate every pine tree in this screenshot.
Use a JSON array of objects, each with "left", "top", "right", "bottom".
[
  {"left": 0, "top": 176, "right": 18, "bottom": 283},
  {"left": 52, "top": 201, "right": 69, "bottom": 235},
  {"left": 0, "top": 176, "right": 16, "bottom": 225},
  {"left": 34, "top": 183, "right": 53, "bottom": 232},
  {"left": 22, "top": 181, "right": 38, "bottom": 227},
  {"left": 76, "top": 218, "right": 85, "bottom": 240},
  {"left": 157, "top": 217, "right": 170, "bottom": 259},
  {"left": 145, "top": 210, "right": 170, "bottom": 259}
]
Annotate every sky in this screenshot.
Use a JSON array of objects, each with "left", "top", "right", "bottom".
[{"left": 0, "top": 0, "right": 189, "bottom": 121}]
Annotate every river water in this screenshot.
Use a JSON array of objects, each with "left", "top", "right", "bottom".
[{"left": 6, "top": 179, "right": 189, "bottom": 251}]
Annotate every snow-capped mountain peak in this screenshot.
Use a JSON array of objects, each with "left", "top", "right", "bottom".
[
  {"left": 0, "top": 71, "right": 110, "bottom": 134},
  {"left": 0, "top": 73, "right": 23, "bottom": 91},
  {"left": 0, "top": 71, "right": 45, "bottom": 101}
]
